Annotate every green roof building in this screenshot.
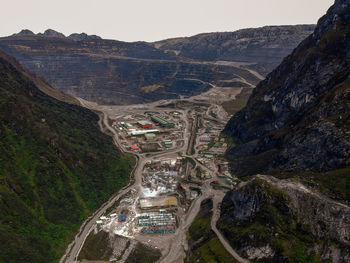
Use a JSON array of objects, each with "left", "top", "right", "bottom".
[{"left": 151, "top": 115, "right": 174, "bottom": 128}]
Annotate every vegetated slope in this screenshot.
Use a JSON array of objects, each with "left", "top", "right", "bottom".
[
  {"left": 78, "top": 231, "right": 161, "bottom": 262},
  {"left": 218, "top": 175, "right": 350, "bottom": 262},
  {"left": 186, "top": 199, "right": 237, "bottom": 263},
  {"left": 0, "top": 26, "right": 313, "bottom": 105},
  {"left": 0, "top": 50, "right": 134, "bottom": 263},
  {"left": 216, "top": 0, "right": 350, "bottom": 262}
]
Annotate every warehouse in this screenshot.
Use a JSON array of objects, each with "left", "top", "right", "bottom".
[
  {"left": 150, "top": 115, "right": 175, "bottom": 128},
  {"left": 145, "top": 133, "right": 157, "bottom": 141},
  {"left": 138, "top": 211, "right": 176, "bottom": 234},
  {"left": 120, "top": 122, "right": 133, "bottom": 129},
  {"left": 162, "top": 139, "right": 172, "bottom": 148},
  {"left": 139, "top": 196, "right": 178, "bottom": 209},
  {"left": 137, "top": 120, "right": 153, "bottom": 129},
  {"left": 128, "top": 129, "right": 159, "bottom": 136}
]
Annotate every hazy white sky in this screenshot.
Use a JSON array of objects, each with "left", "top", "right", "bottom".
[{"left": 1, "top": 0, "right": 334, "bottom": 42}]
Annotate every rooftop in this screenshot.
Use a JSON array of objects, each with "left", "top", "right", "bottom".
[{"left": 138, "top": 120, "right": 153, "bottom": 125}]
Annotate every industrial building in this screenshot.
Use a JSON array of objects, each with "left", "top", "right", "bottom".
[
  {"left": 150, "top": 115, "right": 175, "bottom": 128},
  {"left": 130, "top": 145, "right": 139, "bottom": 150},
  {"left": 128, "top": 129, "right": 159, "bottom": 136},
  {"left": 120, "top": 122, "right": 133, "bottom": 129},
  {"left": 162, "top": 139, "right": 173, "bottom": 148},
  {"left": 145, "top": 133, "right": 157, "bottom": 141},
  {"left": 138, "top": 212, "right": 176, "bottom": 234},
  {"left": 200, "top": 136, "right": 211, "bottom": 142},
  {"left": 139, "top": 196, "right": 178, "bottom": 209},
  {"left": 137, "top": 120, "right": 153, "bottom": 129}
]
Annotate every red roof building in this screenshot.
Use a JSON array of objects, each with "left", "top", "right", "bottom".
[{"left": 137, "top": 121, "right": 153, "bottom": 129}]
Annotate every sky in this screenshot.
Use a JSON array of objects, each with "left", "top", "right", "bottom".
[{"left": 0, "top": 0, "right": 334, "bottom": 42}]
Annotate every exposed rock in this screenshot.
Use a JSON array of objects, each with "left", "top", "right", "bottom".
[
  {"left": 0, "top": 25, "right": 313, "bottom": 105},
  {"left": 256, "top": 175, "right": 350, "bottom": 244},
  {"left": 155, "top": 25, "right": 315, "bottom": 69},
  {"left": 218, "top": 175, "right": 350, "bottom": 262},
  {"left": 0, "top": 48, "right": 79, "bottom": 105},
  {"left": 225, "top": 183, "right": 265, "bottom": 220},
  {"left": 41, "top": 29, "right": 65, "bottom": 38},
  {"left": 244, "top": 245, "right": 275, "bottom": 260},
  {"left": 68, "top": 33, "right": 101, "bottom": 41},
  {"left": 224, "top": 0, "right": 350, "bottom": 174},
  {"left": 220, "top": 4, "right": 350, "bottom": 261},
  {"left": 14, "top": 29, "right": 35, "bottom": 36}
]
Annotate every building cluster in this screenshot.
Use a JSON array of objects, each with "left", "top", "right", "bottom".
[
  {"left": 149, "top": 113, "right": 175, "bottom": 128},
  {"left": 112, "top": 112, "right": 183, "bottom": 153},
  {"left": 189, "top": 167, "right": 212, "bottom": 181},
  {"left": 138, "top": 210, "right": 176, "bottom": 234}
]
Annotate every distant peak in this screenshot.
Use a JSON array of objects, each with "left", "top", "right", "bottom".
[
  {"left": 68, "top": 32, "right": 101, "bottom": 41},
  {"left": 42, "top": 29, "right": 65, "bottom": 38},
  {"left": 15, "top": 29, "right": 35, "bottom": 36}
]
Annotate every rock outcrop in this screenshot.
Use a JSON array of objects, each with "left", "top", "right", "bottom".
[
  {"left": 155, "top": 25, "right": 315, "bottom": 73},
  {"left": 0, "top": 25, "right": 313, "bottom": 105},
  {"left": 224, "top": 0, "right": 350, "bottom": 174},
  {"left": 40, "top": 29, "right": 66, "bottom": 38},
  {"left": 68, "top": 32, "right": 102, "bottom": 41},
  {"left": 219, "top": 1, "right": 350, "bottom": 262},
  {"left": 218, "top": 175, "right": 350, "bottom": 262}
]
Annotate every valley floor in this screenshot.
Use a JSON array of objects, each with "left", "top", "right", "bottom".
[{"left": 60, "top": 90, "right": 247, "bottom": 263}]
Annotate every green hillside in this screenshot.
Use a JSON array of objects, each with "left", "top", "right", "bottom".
[{"left": 0, "top": 52, "right": 134, "bottom": 263}]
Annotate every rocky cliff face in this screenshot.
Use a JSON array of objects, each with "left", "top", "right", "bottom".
[
  {"left": 224, "top": 0, "right": 350, "bottom": 175},
  {"left": 155, "top": 25, "right": 315, "bottom": 73},
  {"left": 219, "top": 1, "right": 350, "bottom": 262},
  {"left": 218, "top": 175, "right": 350, "bottom": 262},
  {"left": 0, "top": 25, "right": 313, "bottom": 105},
  {"left": 218, "top": 0, "right": 350, "bottom": 262}
]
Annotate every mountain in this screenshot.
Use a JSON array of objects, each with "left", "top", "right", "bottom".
[
  {"left": 224, "top": 0, "right": 350, "bottom": 176},
  {"left": 155, "top": 25, "right": 315, "bottom": 74},
  {"left": 0, "top": 49, "right": 134, "bottom": 263},
  {"left": 0, "top": 26, "right": 314, "bottom": 105},
  {"left": 218, "top": 0, "right": 350, "bottom": 261},
  {"left": 0, "top": 47, "right": 79, "bottom": 105}
]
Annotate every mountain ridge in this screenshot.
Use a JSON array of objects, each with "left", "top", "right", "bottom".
[
  {"left": 224, "top": 0, "right": 350, "bottom": 175},
  {"left": 217, "top": 0, "right": 350, "bottom": 261},
  {"left": 0, "top": 25, "right": 314, "bottom": 105}
]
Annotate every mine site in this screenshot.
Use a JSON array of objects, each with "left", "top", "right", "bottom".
[
  {"left": 4, "top": 2, "right": 348, "bottom": 263},
  {"left": 59, "top": 94, "right": 244, "bottom": 263}
]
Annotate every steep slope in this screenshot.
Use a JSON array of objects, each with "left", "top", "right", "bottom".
[
  {"left": 186, "top": 199, "right": 238, "bottom": 263},
  {"left": 216, "top": 1, "right": 350, "bottom": 262},
  {"left": 0, "top": 50, "right": 134, "bottom": 263},
  {"left": 0, "top": 49, "right": 79, "bottom": 105},
  {"left": 0, "top": 26, "right": 313, "bottom": 105},
  {"left": 155, "top": 25, "right": 315, "bottom": 74},
  {"left": 218, "top": 175, "right": 350, "bottom": 262},
  {"left": 224, "top": 0, "right": 350, "bottom": 176}
]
